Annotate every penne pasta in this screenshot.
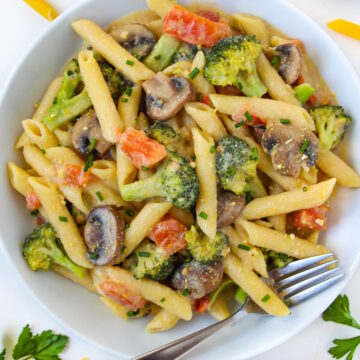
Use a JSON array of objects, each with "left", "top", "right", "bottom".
[
  {"left": 7, "top": 162, "right": 34, "bottom": 197},
  {"left": 118, "top": 84, "right": 141, "bottom": 129},
  {"left": 89, "top": 160, "right": 119, "bottom": 193},
  {"left": 53, "top": 122, "right": 73, "bottom": 148},
  {"left": 146, "top": 309, "right": 180, "bottom": 333},
  {"left": 208, "top": 292, "right": 230, "bottom": 321},
  {"left": 22, "top": 119, "right": 59, "bottom": 149},
  {"left": 15, "top": 132, "right": 31, "bottom": 149},
  {"left": 116, "top": 143, "right": 137, "bottom": 188},
  {"left": 146, "top": 0, "right": 174, "bottom": 18},
  {"left": 267, "top": 182, "right": 286, "bottom": 233}
]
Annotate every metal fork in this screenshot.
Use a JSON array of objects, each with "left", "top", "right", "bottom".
[{"left": 133, "top": 253, "right": 344, "bottom": 360}]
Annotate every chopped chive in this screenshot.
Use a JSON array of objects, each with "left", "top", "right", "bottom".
[
  {"left": 237, "top": 82, "right": 243, "bottom": 90},
  {"left": 280, "top": 118, "right": 291, "bottom": 125},
  {"left": 300, "top": 139, "right": 309, "bottom": 154},
  {"left": 125, "top": 86, "right": 132, "bottom": 97},
  {"left": 271, "top": 55, "right": 280, "bottom": 67},
  {"left": 121, "top": 246, "right": 127, "bottom": 254},
  {"left": 30, "top": 209, "right": 39, "bottom": 216},
  {"left": 182, "top": 288, "right": 189, "bottom": 296},
  {"left": 121, "top": 97, "right": 128, "bottom": 103},
  {"left": 245, "top": 191, "right": 252, "bottom": 203},
  {"left": 41, "top": 149, "right": 46, "bottom": 155},
  {"left": 189, "top": 67, "right": 200, "bottom": 79},
  {"left": 210, "top": 146, "right": 216, "bottom": 154},
  {"left": 238, "top": 244, "right": 250, "bottom": 251},
  {"left": 190, "top": 154, "right": 196, "bottom": 161},
  {"left": 235, "top": 287, "right": 248, "bottom": 304},
  {"left": 261, "top": 294, "right": 271, "bottom": 303},
  {"left": 125, "top": 224, "right": 130, "bottom": 229},
  {"left": 88, "top": 252, "right": 98, "bottom": 260},
  {"left": 198, "top": 92, "right": 203, "bottom": 102},
  {"left": 52, "top": 97, "right": 58, "bottom": 105},
  {"left": 251, "top": 147, "right": 258, "bottom": 161},
  {"left": 235, "top": 120, "right": 245, "bottom": 128},
  {"left": 142, "top": 166, "right": 149, "bottom": 171},
  {"left": 59, "top": 216, "right": 68, "bottom": 222},
  {"left": 127, "top": 309, "right": 140, "bottom": 317},
  {"left": 96, "top": 191, "right": 103, "bottom": 202},
  {"left": 160, "top": 297, "right": 165, "bottom": 303},
  {"left": 84, "top": 153, "right": 94, "bottom": 172},
  {"left": 199, "top": 212, "right": 208, "bottom": 220},
  {"left": 125, "top": 208, "right": 135, "bottom": 217},
  {"left": 89, "top": 137, "right": 96, "bottom": 151},
  {"left": 154, "top": 55, "right": 161, "bottom": 60},
  {"left": 303, "top": 186, "right": 308, "bottom": 192},
  {"left": 245, "top": 111, "right": 253, "bottom": 123},
  {"left": 138, "top": 251, "right": 150, "bottom": 257},
  {"left": 126, "top": 59, "right": 135, "bottom": 66}
]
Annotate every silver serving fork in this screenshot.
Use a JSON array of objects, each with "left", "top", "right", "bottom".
[{"left": 133, "top": 253, "right": 344, "bottom": 360}]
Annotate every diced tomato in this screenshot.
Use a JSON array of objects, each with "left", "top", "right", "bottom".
[
  {"left": 64, "top": 164, "right": 91, "bottom": 187},
  {"left": 307, "top": 94, "right": 318, "bottom": 107},
  {"left": 163, "top": 5, "right": 232, "bottom": 47},
  {"left": 293, "top": 75, "right": 305, "bottom": 86},
  {"left": 194, "top": 296, "right": 210, "bottom": 315},
  {"left": 26, "top": 192, "right": 41, "bottom": 211},
  {"left": 196, "top": 9, "right": 221, "bottom": 22},
  {"left": 215, "top": 85, "right": 242, "bottom": 96},
  {"left": 100, "top": 280, "right": 146, "bottom": 311},
  {"left": 291, "top": 205, "right": 330, "bottom": 231},
  {"left": 149, "top": 215, "right": 187, "bottom": 256},
  {"left": 120, "top": 127, "right": 167, "bottom": 170},
  {"left": 196, "top": 93, "right": 211, "bottom": 105}
]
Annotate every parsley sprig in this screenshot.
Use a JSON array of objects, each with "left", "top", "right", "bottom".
[
  {"left": 323, "top": 295, "right": 360, "bottom": 359},
  {"left": 0, "top": 324, "right": 68, "bottom": 360}
]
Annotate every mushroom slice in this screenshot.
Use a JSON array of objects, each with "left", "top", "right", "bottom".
[
  {"left": 84, "top": 206, "right": 125, "bottom": 265},
  {"left": 262, "top": 124, "right": 319, "bottom": 177},
  {"left": 217, "top": 191, "right": 246, "bottom": 229},
  {"left": 142, "top": 72, "right": 193, "bottom": 121},
  {"left": 276, "top": 44, "right": 303, "bottom": 85},
  {"left": 72, "top": 108, "right": 112, "bottom": 156},
  {"left": 108, "top": 23, "right": 156, "bottom": 59}
]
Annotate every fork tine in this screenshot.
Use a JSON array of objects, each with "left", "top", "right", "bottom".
[
  {"left": 269, "top": 253, "right": 334, "bottom": 279},
  {"left": 278, "top": 267, "right": 341, "bottom": 296},
  {"left": 284, "top": 273, "right": 344, "bottom": 306},
  {"left": 275, "top": 259, "right": 337, "bottom": 288}
]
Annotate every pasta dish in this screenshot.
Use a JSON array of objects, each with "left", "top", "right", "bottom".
[{"left": 7, "top": 0, "right": 360, "bottom": 332}]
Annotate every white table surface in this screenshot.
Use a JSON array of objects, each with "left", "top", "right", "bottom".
[{"left": 0, "top": 0, "right": 359, "bottom": 359}]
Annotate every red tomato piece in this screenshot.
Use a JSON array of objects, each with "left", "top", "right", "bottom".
[
  {"left": 163, "top": 5, "right": 232, "bottom": 47},
  {"left": 196, "top": 9, "right": 221, "bottom": 22},
  {"left": 100, "top": 280, "right": 146, "bottom": 311},
  {"left": 196, "top": 93, "right": 211, "bottom": 105},
  {"left": 291, "top": 205, "right": 330, "bottom": 231},
  {"left": 64, "top": 164, "right": 91, "bottom": 187},
  {"left": 194, "top": 296, "right": 210, "bottom": 315},
  {"left": 293, "top": 75, "right": 305, "bottom": 86},
  {"left": 148, "top": 215, "right": 187, "bottom": 256},
  {"left": 120, "top": 127, "right": 167, "bottom": 170},
  {"left": 26, "top": 192, "right": 41, "bottom": 211},
  {"left": 307, "top": 94, "right": 318, "bottom": 107}
]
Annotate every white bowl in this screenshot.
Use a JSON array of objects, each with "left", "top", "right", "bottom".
[{"left": 1, "top": 0, "right": 360, "bottom": 359}]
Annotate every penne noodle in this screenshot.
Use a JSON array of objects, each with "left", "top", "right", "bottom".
[
  {"left": 15, "top": 132, "right": 31, "bottom": 149},
  {"left": 118, "top": 84, "right": 141, "bottom": 129},
  {"left": 307, "top": 231, "right": 320, "bottom": 244},
  {"left": 267, "top": 182, "right": 286, "bottom": 233},
  {"left": 208, "top": 292, "right": 230, "bottom": 321},
  {"left": 146, "top": 0, "right": 174, "bottom": 18},
  {"left": 22, "top": 119, "right": 59, "bottom": 149},
  {"left": 146, "top": 309, "right": 180, "bottom": 333},
  {"left": 53, "top": 122, "right": 73, "bottom": 148},
  {"left": 89, "top": 160, "right": 119, "bottom": 193},
  {"left": 8, "top": 162, "right": 34, "bottom": 197},
  {"left": 116, "top": 143, "right": 137, "bottom": 188}
]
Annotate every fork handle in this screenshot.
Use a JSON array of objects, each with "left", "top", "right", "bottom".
[{"left": 133, "top": 304, "right": 246, "bottom": 360}]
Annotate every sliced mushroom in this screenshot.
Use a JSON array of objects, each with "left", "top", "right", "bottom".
[
  {"left": 171, "top": 260, "right": 223, "bottom": 299},
  {"left": 262, "top": 124, "right": 319, "bottom": 177},
  {"left": 217, "top": 191, "right": 246, "bottom": 229},
  {"left": 142, "top": 72, "right": 193, "bottom": 121},
  {"left": 108, "top": 23, "right": 155, "bottom": 59},
  {"left": 276, "top": 44, "right": 303, "bottom": 85},
  {"left": 72, "top": 109, "right": 112, "bottom": 156},
  {"left": 84, "top": 206, "right": 125, "bottom": 265}
]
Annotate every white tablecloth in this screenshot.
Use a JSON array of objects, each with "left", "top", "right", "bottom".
[{"left": 1, "top": 0, "right": 359, "bottom": 359}]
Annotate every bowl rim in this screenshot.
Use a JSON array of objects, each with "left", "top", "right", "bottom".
[{"left": 1, "top": 0, "right": 360, "bottom": 359}]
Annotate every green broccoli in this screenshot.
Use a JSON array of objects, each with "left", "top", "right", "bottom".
[
  {"left": 216, "top": 136, "right": 258, "bottom": 195},
  {"left": 262, "top": 249, "right": 294, "bottom": 271},
  {"left": 23, "top": 223, "right": 87, "bottom": 278},
  {"left": 120, "top": 151, "right": 199, "bottom": 211},
  {"left": 310, "top": 105, "right": 352, "bottom": 151},
  {"left": 173, "top": 43, "right": 198, "bottom": 63},
  {"left": 145, "top": 122, "right": 179, "bottom": 146},
  {"left": 185, "top": 226, "right": 230, "bottom": 264},
  {"left": 204, "top": 36, "right": 267, "bottom": 97},
  {"left": 124, "top": 240, "right": 175, "bottom": 281}
]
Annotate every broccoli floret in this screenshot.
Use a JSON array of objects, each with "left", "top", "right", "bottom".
[
  {"left": 23, "top": 223, "right": 87, "bottom": 278},
  {"left": 124, "top": 240, "right": 175, "bottom": 281},
  {"left": 120, "top": 151, "right": 199, "bottom": 211},
  {"left": 173, "top": 43, "right": 198, "bottom": 63},
  {"left": 145, "top": 122, "right": 179, "bottom": 146},
  {"left": 262, "top": 249, "right": 294, "bottom": 271},
  {"left": 204, "top": 36, "right": 267, "bottom": 97},
  {"left": 310, "top": 105, "right": 352, "bottom": 151},
  {"left": 216, "top": 136, "right": 258, "bottom": 195},
  {"left": 185, "top": 226, "right": 230, "bottom": 264}
]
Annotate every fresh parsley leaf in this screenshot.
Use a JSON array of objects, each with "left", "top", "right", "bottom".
[
  {"left": 328, "top": 336, "right": 360, "bottom": 360},
  {"left": 0, "top": 348, "right": 5, "bottom": 360},
  {"left": 12, "top": 325, "right": 68, "bottom": 360},
  {"left": 323, "top": 295, "right": 360, "bottom": 330}
]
